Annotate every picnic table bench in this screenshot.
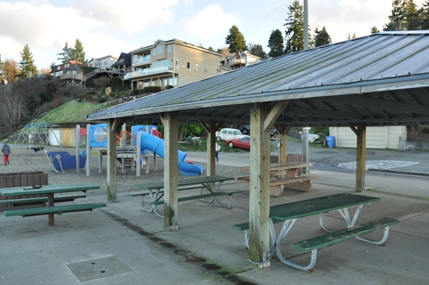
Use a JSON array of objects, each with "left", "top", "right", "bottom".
[
  {"left": 131, "top": 175, "right": 242, "bottom": 218},
  {"left": 1, "top": 183, "right": 105, "bottom": 226},
  {"left": 236, "top": 162, "right": 322, "bottom": 196},
  {"left": 232, "top": 193, "right": 399, "bottom": 271}
]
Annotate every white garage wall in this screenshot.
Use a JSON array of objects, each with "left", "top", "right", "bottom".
[{"left": 329, "top": 126, "right": 406, "bottom": 149}]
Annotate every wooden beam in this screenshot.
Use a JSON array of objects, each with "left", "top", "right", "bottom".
[
  {"left": 263, "top": 100, "right": 289, "bottom": 132},
  {"left": 205, "top": 120, "right": 217, "bottom": 176},
  {"left": 249, "top": 102, "right": 271, "bottom": 268},
  {"left": 276, "top": 125, "right": 292, "bottom": 163},
  {"left": 349, "top": 123, "right": 358, "bottom": 135},
  {"left": 107, "top": 119, "right": 118, "bottom": 202},
  {"left": 163, "top": 112, "right": 179, "bottom": 230},
  {"left": 356, "top": 122, "right": 366, "bottom": 192}
]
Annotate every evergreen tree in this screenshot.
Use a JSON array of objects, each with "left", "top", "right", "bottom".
[
  {"left": 225, "top": 25, "right": 247, "bottom": 53},
  {"left": 283, "top": 1, "right": 310, "bottom": 53},
  {"left": 19, "top": 44, "right": 38, "bottom": 78},
  {"left": 313, "top": 26, "right": 332, "bottom": 47},
  {"left": 384, "top": 0, "right": 405, "bottom": 31},
  {"left": 422, "top": 0, "right": 429, "bottom": 29},
  {"left": 268, "top": 29, "right": 284, "bottom": 57},
  {"left": 71, "top": 38, "right": 86, "bottom": 63},
  {"left": 347, "top": 32, "right": 357, "bottom": 40},
  {"left": 402, "top": 0, "right": 420, "bottom": 30},
  {"left": 57, "top": 41, "right": 71, "bottom": 63},
  {"left": 371, "top": 26, "right": 380, "bottom": 34},
  {"left": 247, "top": 43, "right": 267, "bottom": 58}
]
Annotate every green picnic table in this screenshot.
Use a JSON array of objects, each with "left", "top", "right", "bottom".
[
  {"left": 232, "top": 193, "right": 399, "bottom": 271},
  {"left": 1, "top": 183, "right": 104, "bottom": 226},
  {"left": 132, "top": 175, "right": 241, "bottom": 218}
]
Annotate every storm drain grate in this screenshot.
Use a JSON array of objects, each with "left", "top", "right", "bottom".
[{"left": 67, "top": 256, "right": 133, "bottom": 282}]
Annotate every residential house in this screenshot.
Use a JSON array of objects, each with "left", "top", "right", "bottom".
[
  {"left": 87, "top": 55, "right": 118, "bottom": 71},
  {"left": 124, "top": 39, "right": 222, "bottom": 89},
  {"left": 221, "top": 50, "right": 261, "bottom": 70}
]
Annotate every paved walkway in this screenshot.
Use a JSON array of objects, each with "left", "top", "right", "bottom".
[{"left": 0, "top": 143, "right": 428, "bottom": 284}]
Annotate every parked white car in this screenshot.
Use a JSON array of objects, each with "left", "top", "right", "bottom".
[{"left": 216, "top": 128, "right": 246, "bottom": 141}]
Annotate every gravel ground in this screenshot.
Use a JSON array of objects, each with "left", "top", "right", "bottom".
[{"left": 2, "top": 149, "right": 247, "bottom": 196}]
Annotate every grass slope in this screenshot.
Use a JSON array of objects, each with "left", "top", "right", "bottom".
[{"left": 36, "top": 100, "right": 100, "bottom": 124}]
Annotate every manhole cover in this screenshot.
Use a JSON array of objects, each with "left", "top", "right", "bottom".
[{"left": 68, "top": 256, "right": 133, "bottom": 282}]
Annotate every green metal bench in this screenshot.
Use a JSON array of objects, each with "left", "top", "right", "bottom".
[
  {"left": 290, "top": 217, "right": 400, "bottom": 271},
  {"left": 0, "top": 194, "right": 87, "bottom": 207},
  {"left": 4, "top": 203, "right": 106, "bottom": 217},
  {"left": 150, "top": 191, "right": 243, "bottom": 205},
  {"left": 148, "top": 190, "right": 243, "bottom": 218}
]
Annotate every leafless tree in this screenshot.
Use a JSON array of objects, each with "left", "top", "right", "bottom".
[{"left": 93, "top": 76, "right": 110, "bottom": 89}]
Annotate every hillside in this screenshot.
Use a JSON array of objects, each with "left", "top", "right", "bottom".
[{"left": 35, "top": 100, "right": 103, "bottom": 124}]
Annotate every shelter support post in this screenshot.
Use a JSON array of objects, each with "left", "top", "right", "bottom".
[
  {"left": 161, "top": 112, "right": 179, "bottom": 230},
  {"left": 107, "top": 119, "right": 120, "bottom": 202},
  {"left": 249, "top": 102, "right": 285, "bottom": 268},
  {"left": 276, "top": 125, "right": 292, "bottom": 163},
  {"left": 355, "top": 123, "right": 367, "bottom": 192},
  {"left": 200, "top": 119, "right": 223, "bottom": 176},
  {"left": 76, "top": 125, "right": 80, "bottom": 173}
]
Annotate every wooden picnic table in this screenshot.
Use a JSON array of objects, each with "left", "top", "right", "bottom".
[
  {"left": 237, "top": 162, "right": 322, "bottom": 196},
  {"left": 232, "top": 193, "right": 399, "bottom": 271},
  {"left": 132, "top": 175, "right": 240, "bottom": 218},
  {"left": 1, "top": 183, "right": 104, "bottom": 226}
]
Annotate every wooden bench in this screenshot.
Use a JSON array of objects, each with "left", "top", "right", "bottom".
[
  {"left": 235, "top": 174, "right": 322, "bottom": 196},
  {"left": 4, "top": 203, "right": 106, "bottom": 217},
  {"left": 237, "top": 162, "right": 322, "bottom": 196},
  {"left": 0, "top": 194, "right": 87, "bottom": 207},
  {"left": 290, "top": 217, "right": 400, "bottom": 271}
]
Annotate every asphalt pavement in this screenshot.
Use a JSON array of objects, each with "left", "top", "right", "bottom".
[{"left": 0, "top": 139, "right": 428, "bottom": 284}]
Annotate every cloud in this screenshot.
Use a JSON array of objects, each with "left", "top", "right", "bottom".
[
  {"left": 70, "top": 0, "right": 179, "bottom": 35},
  {"left": 183, "top": 4, "right": 239, "bottom": 39}
]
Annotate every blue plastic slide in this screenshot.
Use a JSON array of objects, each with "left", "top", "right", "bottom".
[{"left": 139, "top": 132, "right": 203, "bottom": 176}]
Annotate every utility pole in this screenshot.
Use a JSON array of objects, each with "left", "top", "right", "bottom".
[{"left": 303, "top": 0, "right": 310, "bottom": 174}]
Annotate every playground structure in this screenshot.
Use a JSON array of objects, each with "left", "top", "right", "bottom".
[
  {"left": 14, "top": 123, "right": 62, "bottom": 157},
  {"left": 44, "top": 123, "right": 202, "bottom": 177},
  {"left": 84, "top": 123, "right": 203, "bottom": 177}
]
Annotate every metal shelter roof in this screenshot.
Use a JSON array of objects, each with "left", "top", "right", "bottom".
[{"left": 86, "top": 31, "right": 429, "bottom": 127}]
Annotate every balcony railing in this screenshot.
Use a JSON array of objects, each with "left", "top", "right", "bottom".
[
  {"left": 60, "top": 73, "right": 84, "bottom": 80},
  {"left": 124, "top": 66, "right": 173, "bottom": 80},
  {"left": 132, "top": 55, "right": 151, "bottom": 66}
]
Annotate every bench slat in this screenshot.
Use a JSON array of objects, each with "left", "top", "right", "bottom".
[
  {"left": 150, "top": 191, "right": 243, "bottom": 205},
  {"left": 291, "top": 217, "right": 400, "bottom": 252},
  {"left": 4, "top": 203, "right": 106, "bottom": 217},
  {"left": 269, "top": 175, "right": 322, "bottom": 186},
  {"left": 0, "top": 194, "right": 87, "bottom": 206},
  {"left": 232, "top": 217, "right": 284, "bottom": 231}
]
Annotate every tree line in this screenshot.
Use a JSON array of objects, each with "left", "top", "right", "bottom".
[
  {"left": 223, "top": 0, "right": 429, "bottom": 58},
  {"left": 1, "top": 0, "right": 429, "bottom": 136}
]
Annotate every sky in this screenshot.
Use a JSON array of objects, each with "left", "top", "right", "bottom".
[{"left": 0, "top": 0, "right": 396, "bottom": 71}]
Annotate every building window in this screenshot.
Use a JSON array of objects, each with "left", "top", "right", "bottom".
[
  {"left": 167, "top": 45, "right": 171, "bottom": 53},
  {"left": 204, "top": 67, "right": 208, "bottom": 74},
  {"left": 181, "top": 76, "right": 185, "bottom": 86},
  {"left": 157, "top": 45, "right": 164, "bottom": 54},
  {"left": 194, "top": 63, "right": 199, "bottom": 72},
  {"left": 187, "top": 62, "right": 190, "bottom": 71},
  {"left": 153, "top": 48, "right": 157, "bottom": 56},
  {"left": 176, "top": 59, "right": 180, "bottom": 69}
]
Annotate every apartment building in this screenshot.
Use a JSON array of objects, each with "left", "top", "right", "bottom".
[{"left": 124, "top": 39, "right": 222, "bottom": 89}]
